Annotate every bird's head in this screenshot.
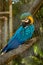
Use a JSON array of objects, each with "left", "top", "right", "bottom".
[{"left": 20, "top": 12, "right": 34, "bottom": 27}]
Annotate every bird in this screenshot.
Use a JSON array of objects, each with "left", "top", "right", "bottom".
[{"left": 1, "top": 12, "right": 35, "bottom": 55}]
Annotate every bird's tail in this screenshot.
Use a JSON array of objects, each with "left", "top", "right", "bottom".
[
  {"left": 1, "top": 51, "right": 6, "bottom": 55},
  {"left": 1, "top": 45, "right": 8, "bottom": 55}
]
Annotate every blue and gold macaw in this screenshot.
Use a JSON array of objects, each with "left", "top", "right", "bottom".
[{"left": 1, "top": 12, "right": 35, "bottom": 54}]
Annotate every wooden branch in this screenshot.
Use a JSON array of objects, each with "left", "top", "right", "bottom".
[
  {"left": 0, "top": 37, "right": 39, "bottom": 65},
  {"left": 0, "top": 11, "right": 9, "bottom": 14},
  {"left": 29, "top": 0, "right": 43, "bottom": 15}
]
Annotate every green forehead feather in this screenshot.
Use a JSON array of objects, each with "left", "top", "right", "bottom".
[{"left": 20, "top": 12, "right": 32, "bottom": 20}]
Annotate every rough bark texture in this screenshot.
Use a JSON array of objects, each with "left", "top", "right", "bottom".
[
  {"left": 29, "top": 0, "right": 43, "bottom": 15},
  {"left": 20, "top": 0, "right": 43, "bottom": 15},
  {"left": 0, "top": 37, "right": 39, "bottom": 65}
]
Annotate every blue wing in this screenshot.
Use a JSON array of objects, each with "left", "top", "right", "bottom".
[
  {"left": 1, "top": 24, "right": 35, "bottom": 53},
  {"left": 1, "top": 26, "right": 23, "bottom": 52}
]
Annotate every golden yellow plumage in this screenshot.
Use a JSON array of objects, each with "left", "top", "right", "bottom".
[{"left": 27, "top": 16, "right": 34, "bottom": 24}]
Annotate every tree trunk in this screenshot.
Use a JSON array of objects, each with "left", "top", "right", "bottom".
[
  {"left": 20, "top": 0, "right": 43, "bottom": 15},
  {"left": 29, "top": 0, "right": 43, "bottom": 15}
]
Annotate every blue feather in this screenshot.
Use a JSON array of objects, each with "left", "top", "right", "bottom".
[{"left": 1, "top": 24, "right": 35, "bottom": 53}]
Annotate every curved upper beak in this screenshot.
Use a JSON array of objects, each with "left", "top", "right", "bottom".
[{"left": 22, "top": 19, "right": 29, "bottom": 23}]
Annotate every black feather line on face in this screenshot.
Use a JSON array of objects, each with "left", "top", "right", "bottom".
[{"left": 21, "top": 19, "right": 31, "bottom": 27}]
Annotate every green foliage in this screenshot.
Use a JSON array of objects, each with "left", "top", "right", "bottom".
[
  {"left": 29, "top": 55, "right": 43, "bottom": 65},
  {"left": 13, "top": 55, "right": 22, "bottom": 65},
  {"left": 36, "top": 4, "right": 43, "bottom": 19},
  {"left": 12, "top": 2, "right": 21, "bottom": 16},
  {"left": 33, "top": 44, "right": 43, "bottom": 57},
  {"left": 20, "top": 0, "right": 30, "bottom": 4},
  {"left": 35, "top": 4, "right": 43, "bottom": 37},
  {"left": 21, "top": 44, "right": 43, "bottom": 65},
  {"left": 36, "top": 4, "right": 43, "bottom": 23}
]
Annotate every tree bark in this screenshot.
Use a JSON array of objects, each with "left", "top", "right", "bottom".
[
  {"left": 29, "top": 0, "right": 43, "bottom": 15},
  {"left": 20, "top": 0, "right": 43, "bottom": 15},
  {"left": 0, "top": 37, "right": 39, "bottom": 65}
]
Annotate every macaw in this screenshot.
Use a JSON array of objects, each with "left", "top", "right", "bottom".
[{"left": 1, "top": 12, "right": 35, "bottom": 54}]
